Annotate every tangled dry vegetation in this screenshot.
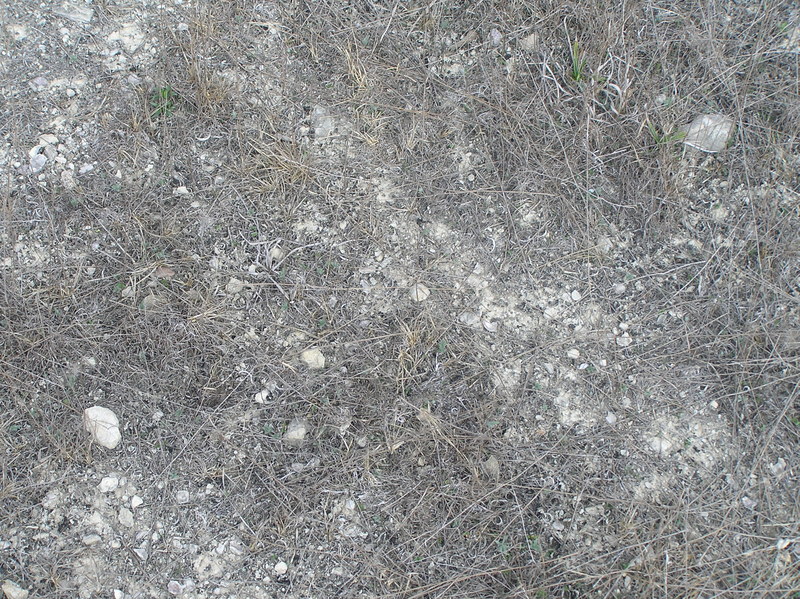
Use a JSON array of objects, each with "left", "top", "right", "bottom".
[{"left": 1, "top": 1, "right": 799, "bottom": 597}]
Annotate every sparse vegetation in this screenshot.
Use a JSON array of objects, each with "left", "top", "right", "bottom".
[{"left": 1, "top": 0, "right": 798, "bottom": 598}]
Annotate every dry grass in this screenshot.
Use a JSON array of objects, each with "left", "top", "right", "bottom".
[{"left": 1, "top": 0, "right": 799, "bottom": 597}]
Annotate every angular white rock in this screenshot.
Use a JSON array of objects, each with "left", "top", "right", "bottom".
[
  {"left": 300, "top": 348, "right": 325, "bottom": 369},
  {"left": 98, "top": 476, "right": 120, "bottom": 493},
  {"left": 409, "top": 283, "right": 430, "bottom": 302},
  {"left": 566, "top": 348, "right": 580, "bottom": 360},
  {"left": 1, "top": 581, "right": 29, "bottom": 599},
  {"left": 118, "top": 508, "right": 134, "bottom": 528},
  {"left": 226, "top": 277, "right": 245, "bottom": 294},
  {"left": 682, "top": 114, "right": 735, "bottom": 153},
  {"left": 83, "top": 406, "right": 121, "bottom": 449},
  {"left": 283, "top": 418, "right": 309, "bottom": 447}
]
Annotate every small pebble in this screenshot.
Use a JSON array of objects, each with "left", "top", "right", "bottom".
[
  {"left": 566, "top": 348, "right": 580, "bottom": 360},
  {"left": 118, "top": 508, "right": 134, "bottom": 528},
  {"left": 226, "top": 277, "right": 245, "bottom": 294},
  {"left": 409, "top": 283, "right": 430, "bottom": 302},
  {"left": 284, "top": 418, "right": 309, "bottom": 447},
  {"left": 175, "top": 490, "right": 190, "bottom": 504},
  {"left": 131, "top": 495, "right": 144, "bottom": 509},
  {"left": 98, "top": 475, "right": 120, "bottom": 493},
  {"left": 274, "top": 561, "right": 288, "bottom": 575}
]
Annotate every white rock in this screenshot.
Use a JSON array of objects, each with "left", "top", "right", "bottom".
[
  {"left": 225, "top": 277, "right": 245, "bottom": 294},
  {"left": 274, "top": 561, "right": 288, "bottom": 575},
  {"left": 612, "top": 283, "right": 627, "bottom": 295},
  {"left": 131, "top": 495, "right": 144, "bottom": 509},
  {"left": 83, "top": 406, "right": 121, "bottom": 449},
  {"left": 682, "top": 114, "right": 735, "bottom": 153},
  {"left": 649, "top": 436, "right": 673, "bottom": 454},
  {"left": 615, "top": 333, "right": 633, "bottom": 347},
  {"left": 29, "top": 153, "right": 47, "bottom": 173},
  {"left": 98, "top": 476, "right": 119, "bottom": 493},
  {"left": 310, "top": 105, "right": 335, "bottom": 139},
  {"left": 140, "top": 294, "right": 161, "bottom": 310},
  {"left": 741, "top": 496, "right": 758, "bottom": 510},
  {"left": 570, "top": 290, "right": 582, "bottom": 302},
  {"left": 566, "top": 348, "right": 580, "bottom": 360},
  {"left": 118, "top": 508, "right": 134, "bottom": 528},
  {"left": 519, "top": 32, "right": 539, "bottom": 51},
  {"left": 2, "top": 580, "right": 29, "bottom": 599},
  {"left": 53, "top": 3, "right": 94, "bottom": 24},
  {"left": 482, "top": 455, "right": 501, "bottom": 480},
  {"left": 459, "top": 311, "right": 480, "bottom": 327},
  {"left": 482, "top": 319, "right": 498, "bottom": 333},
  {"left": 605, "top": 411, "right": 618, "bottom": 425},
  {"left": 283, "top": 418, "right": 309, "bottom": 447},
  {"left": 409, "top": 283, "right": 430, "bottom": 302},
  {"left": 300, "top": 348, "right": 325, "bottom": 369},
  {"left": 82, "top": 534, "right": 102, "bottom": 546},
  {"left": 175, "top": 490, "right": 190, "bottom": 504}
]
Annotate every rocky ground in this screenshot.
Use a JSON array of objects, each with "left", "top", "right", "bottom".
[{"left": 1, "top": 1, "right": 799, "bottom": 598}]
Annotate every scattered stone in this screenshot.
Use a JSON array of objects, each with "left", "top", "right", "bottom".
[
  {"left": 741, "top": 496, "right": 758, "bottom": 510},
  {"left": 118, "top": 508, "right": 134, "bottom": 528},
  {"left": 311, "top": 105, "right": 336, "bottom": 139},
  {"left": 28, "top": 76, "right": 48, "bottom": 91},
  {"left": 274, "top": 561, "right": 288, "bottom": 576},
  {"left": 53, "top": 2, "right": 94, "bottom": 24},
  {"left": 331, "top": 566, "right": 346, "bottom": 577},
  {"left": 1, "top": 581, "right": 29, "bottom": 599},
  {"left": 612, "top": 283, "right": 627, "bottom": 295},
  {"left": 82, "top": 534, "right": 102, "bottom": 546},
  {"left": 488, "top": 28, "right": 502, "bottom": 46},
  {"left": 768, "top": 457, "right": 787, "bottom": 477},
  {"left": 167, "top": 580, "right": 196, "bottom": 596},
  {"left": 107, "top": 23, "right": 146, "bottom": 53},
  {"left": 605, "top": 411, "right": 618, "bottom": 425},
  {"left": 6, "top": 24, "right": 29, "bottom": 41},
  {"left": 175, "top": 490, "right": 191, "bottom": 504},
  {"left": 570, "top": 290, "right": 582, "bottom": 302},
  {"left": 519, "top": 32, "right": 539, "bottom": 51},
  {"left": 29, "top": 153, "right": 47, "bottom": 173},
  {"left": 409, "top": 283, "right": 430, "bottom": 302},
  {"left": 283, "top": 418, "right": 309, "bottom": 447},
  {"left": 98, "top": 476, "right": 120, "bottom": 493},
  {"left": 83, "top": 406, "right": 122, "bottom": 449},
  {"left": 226, "top": 277, "right": 245, "bottom": 294},
  {"left": 681, "top": 114, "right": 735, "bottom": 153},
  {"left": 615, "top": 333, "right": 633, "bottom": 347},
  {"left": 566, "top": 348, "right": 580, "bottom": 360},
  {"left": 648, "top": 436, "right": 673, "bottom": 454},
  {"left": 300, "top": 348, "right": 325, "bottom": 369},
  {"left": 459, "top": 311, "right": 481, "bottom": 327},
  {"left": 482, "top": 319, "right": 498, "bottom": 333},
  {"left": 140, "top": 294, "right": 161, "bottom": 310},
  {"left": 133, "top": 543, "right": 149, "bottom": 561},
  {"left": 131, "top": 495, "right": 144, "bottom": 509},
  {"left": 482, "top": 455, "right": 501, "bottom": 481}
]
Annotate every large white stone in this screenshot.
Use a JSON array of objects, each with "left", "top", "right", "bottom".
[
  {"left": 682, "top": 114, "right": 735, "bottom": 153},
  {"left": 300, "top": 348, "right": 325, "bottom": 369},
  {"left": 83, "top": 406, "right": 121, "bottom": 449}
]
